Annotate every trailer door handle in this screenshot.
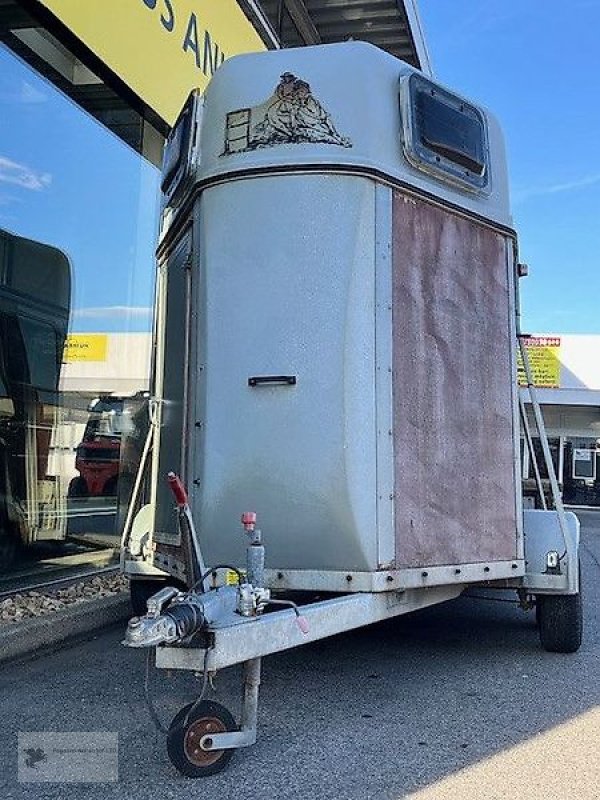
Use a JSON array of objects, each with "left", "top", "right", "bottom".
[{"left": 248, "top": 375, "right": 297, "bottom": 387}]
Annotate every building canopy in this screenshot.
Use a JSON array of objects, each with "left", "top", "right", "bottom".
[{"left": 0, "top": 0, "right": 430, "bottom": 161}]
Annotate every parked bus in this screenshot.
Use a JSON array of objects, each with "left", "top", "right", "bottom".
[{"left": 0, "top": 228, "right": 71, "bottom": 570}]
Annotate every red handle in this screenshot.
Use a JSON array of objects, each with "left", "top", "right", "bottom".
[{"left": 167, "top": 472, "right": 188, "bottom": 507}]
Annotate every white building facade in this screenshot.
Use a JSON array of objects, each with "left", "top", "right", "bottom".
[{"left": 521, "top": 335, "right": 600, "bottom": 506}]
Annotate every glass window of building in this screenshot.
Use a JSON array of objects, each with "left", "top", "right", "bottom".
[
  {"left": 0, "top": 0, "right": 433, "bottom": 595},
  {"left": 0, "top": 38, "right": 160, "bottom": 589}
]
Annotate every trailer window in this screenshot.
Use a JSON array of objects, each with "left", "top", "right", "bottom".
[
  {"left": 402, "top": 74, "right": 489, "bottom": 192},
  {"left": 161, "top": 105, "right": 192, "bottom": 194},
  {"left": 161, "top": 89, "right": 202, "bottom": 199}
]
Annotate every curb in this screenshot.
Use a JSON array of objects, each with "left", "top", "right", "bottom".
[{"left": 0, "top": 593, "right": 131, "bottom": 664}]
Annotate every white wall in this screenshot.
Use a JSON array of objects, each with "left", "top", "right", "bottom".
[{"left": 524, "top": 334, "right": 600, "bottom": 410}]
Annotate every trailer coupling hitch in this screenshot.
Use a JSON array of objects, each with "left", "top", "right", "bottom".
[
  {"left": 123, "top": 503, "right": 308, "bottom": 649},
  {"left": 123, "top": 581, "right": 308, "bottom": 648},
  {"left": 123, "top": 574, "right": 269, "bottom": 648},
  {"left": 123, "top": 586, "right": 227, "bottom": 648}
]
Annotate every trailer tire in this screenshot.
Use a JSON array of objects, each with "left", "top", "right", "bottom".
[
  {"left": 167, "top": 700, "right": 237, "bottom": 777},
  {"left": 537, "top": 587, "right": 582, "bottom": 654}
]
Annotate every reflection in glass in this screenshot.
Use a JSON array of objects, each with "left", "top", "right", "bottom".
[
  {"left": 0, "top": 42, "right": 159, "bottom": 588},
  {"left": 0, "top": 228, "right": 70, "bottom": 572},
  {"left": 563, "top": 439, "right": 600, "bottom": 506}
]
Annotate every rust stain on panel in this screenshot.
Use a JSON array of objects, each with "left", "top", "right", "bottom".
[{"left": 392, "top": 193, "right": 517, "bottom": 567}]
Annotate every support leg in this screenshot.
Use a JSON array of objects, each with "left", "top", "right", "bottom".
[
  {"left": 240, "top": 657, "right": 262, "bottom": 739},
  {"left": 201, "top": 657, "right": 262, "bottom": 751}
]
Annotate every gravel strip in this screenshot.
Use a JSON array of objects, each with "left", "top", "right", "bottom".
[{"left": 0, "top": 573, "right": 128, "bottom": 624}]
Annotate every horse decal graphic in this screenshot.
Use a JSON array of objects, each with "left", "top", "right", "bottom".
[{"left": 222, "top": 72, "right": 352, "bottom": 155}]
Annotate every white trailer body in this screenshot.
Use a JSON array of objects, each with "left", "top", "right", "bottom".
[
  {"left": 121, "top": 42, "right": 582, "bottom": 778},
  {"left": 133, "top": 42, "right": 526, "bottom": 588}
]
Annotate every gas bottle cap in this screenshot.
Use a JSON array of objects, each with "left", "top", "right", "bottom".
[{"left": 241, "top": 512, "right": 257, "bottom": 531}]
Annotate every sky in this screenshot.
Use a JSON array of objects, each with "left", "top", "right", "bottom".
[
  {"left": 0, "top": 2, "right": 599, "bottom": 334},
  {"left": 418, "top": 0, "right": 600, "bottom": 334},
  {"left": 0, "top": 44, "right": 160, "bottom": 333}
]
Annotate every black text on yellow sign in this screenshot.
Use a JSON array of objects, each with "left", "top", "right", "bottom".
[
  {"left": 517, "top": 336, "right": 561, "bottom": 388},
  {"left": 36, "top": 0, "right": 265, "bottom": 125},
  {"left": 140, "top": 0, "right": 225, "bottom": 76}
]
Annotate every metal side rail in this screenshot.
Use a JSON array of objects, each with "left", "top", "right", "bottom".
[{"left": 155, "top": 584, "right": 462, "bottom": 673}]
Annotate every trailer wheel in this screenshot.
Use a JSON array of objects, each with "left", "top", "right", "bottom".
[
  {"left": 167, "top": 700, "right": 237, "bottom": 777},
  {"left": 537, "top": 588, "right": 582, "bottom": 654}
]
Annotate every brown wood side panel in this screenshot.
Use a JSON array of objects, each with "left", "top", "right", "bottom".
[{"left": 392, "top": 193, "right": 518, "bottom": 567}]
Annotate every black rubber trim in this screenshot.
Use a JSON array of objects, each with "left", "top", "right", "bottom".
[{"left": 157, "top": 163, "right": 518, "bottom": 258}]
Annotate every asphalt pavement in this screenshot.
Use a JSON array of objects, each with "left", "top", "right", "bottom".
[{"left": 1, "top": 510, "right": 599, "bottom": 800}]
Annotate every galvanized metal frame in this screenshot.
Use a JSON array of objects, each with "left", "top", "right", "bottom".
[
  {"left": 155, "top": 583, "right": 463, "bottom": 673},
  {"left": 201, "top": 658, "right": 262, "bottom": 752},
  {"left": 263, "top": 558, "right": 524, "bottom": 594}
]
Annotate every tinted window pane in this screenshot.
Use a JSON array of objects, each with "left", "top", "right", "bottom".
[
  {"left": 416, "top": 89, "right": 486, "bottom": 176},
  {"left": 404, "top": 74, "right": 489, "bottom": 191},
  {"left": 161, "top": 105, "right": 191, "bottom": 193}
]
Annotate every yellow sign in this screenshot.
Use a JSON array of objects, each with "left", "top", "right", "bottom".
[
  {"left": 64, "top": 334, "right": 108, "bottom": 362},
  {"left": 517, "top": 336, "right": 561, "bottom": 388},
  {"left": 37, "top": 0, "right": 266, "bottom": 125}
]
